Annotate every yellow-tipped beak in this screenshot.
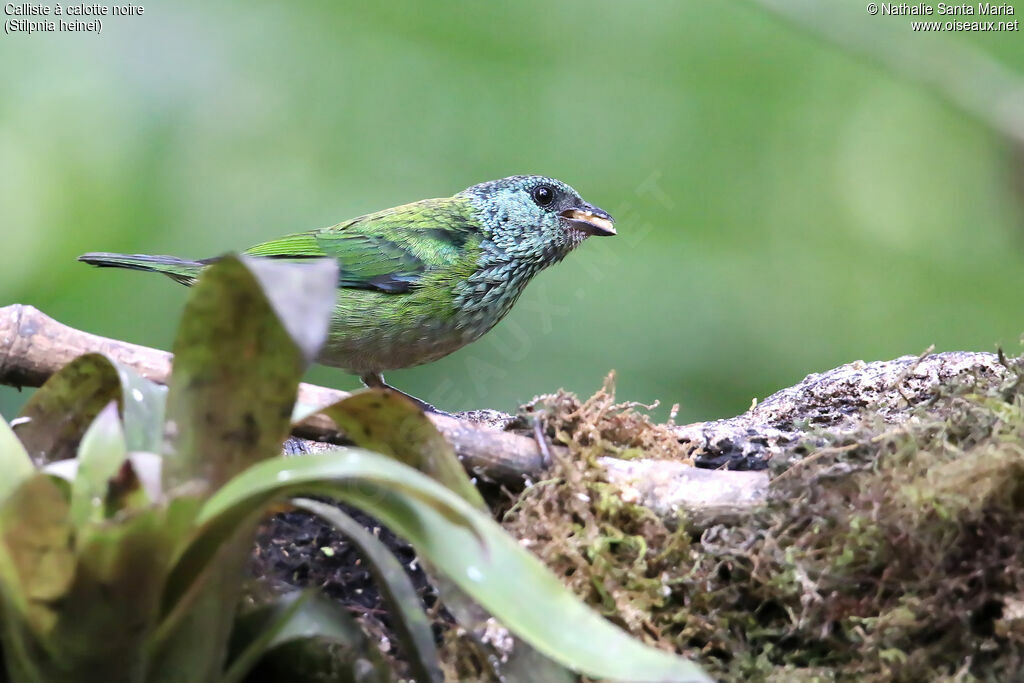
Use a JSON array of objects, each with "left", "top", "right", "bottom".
[{"left": 560, "top": 208, "right": 616, "bottom": 236}]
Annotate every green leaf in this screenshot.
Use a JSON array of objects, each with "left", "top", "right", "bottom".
[
  {"left": 246, "top": 257, "right": 338, "bottom": 365},
  {"left": 69, "top": 402, "right": 128, "bottom": 530},
  {"left": 122, "top": 452, "right": 164, "bottom": 505},
  {"left": 45, "top": 508, "right": 175, "bottom": 681},
  {"left": 499, "top": 639, "right": 580, "bottom": 683},
  {"left": 315, "top": 389, "right": 486, "bottom": 510},
  {"left": 293, "top": 498, "right": 442, "bottom": 683},
  {"left": 149, "top": 256, "right": 335, "bottom": 681},
  {"left": 426, "top": 571, "right": 580, "bottom": 683},
  {"left": 162, "top": 254, "right": 337, "bottom": 492},
  {"left": 15, "top": 354, "right": 117, "bottom": 465},
  {"left": 223, "top": 591, "right": 315, "bottom": 683},
  {"left": 223, "top": 591, "right": 385, "bottom": 683},
  {"left": 160, "top": 448, "right": 479, "bottom": 637},
  {"left": 0, "top": 474, "right": 74, "bottom": 639},
  {"left": 149, "top": 513, "right": 260, "bottom": 683},
  {"left": 0, "top": 413, "right": 36, "bottom": 504},
  {"left": 233, "top": 591, "right": 390, "bottom": 683},
  {"left": 193, "top": 452, "right": 710, "bottom": 682},
  {"left": 13, "top": 354, "right": 165, "bottom": 465},
  {"left": 113, "top": 361, "right": 167, "bottom": 454}
]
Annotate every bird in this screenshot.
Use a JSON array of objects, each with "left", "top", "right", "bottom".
[{"left": 79, "top": 174, "right": 616, "bottom": 412}]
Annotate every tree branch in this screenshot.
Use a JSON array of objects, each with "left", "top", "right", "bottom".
[
  {"left": 0, "top": 304, "right": 546, "bottom": 483},
  {"left": 7, "top": 304, "right": 1003, "bottom": 527}
]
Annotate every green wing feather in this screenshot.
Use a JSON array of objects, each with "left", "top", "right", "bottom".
[{"left": 243, "top": 197, "right": 479, "bottom": 294}]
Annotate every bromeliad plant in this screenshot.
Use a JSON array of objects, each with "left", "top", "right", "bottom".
[{"left": 0, "top": 255, "right": 708, "bottom": 682}]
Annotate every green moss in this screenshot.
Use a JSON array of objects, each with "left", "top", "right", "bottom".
[
  {"left": 502, "top": 374, "right": 701, "bottom": 656},
  {"left": 501, "top": 353, "right": 1024, "bottom": 679}
]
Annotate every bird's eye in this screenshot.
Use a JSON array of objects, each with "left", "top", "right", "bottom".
[{"left": 531, "top": 185, "right": 555, "bottom": 207}]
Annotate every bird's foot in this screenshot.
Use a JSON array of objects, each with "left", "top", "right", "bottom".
[{"left": 360, "top": 373, "right": 453, "bottom": 417}]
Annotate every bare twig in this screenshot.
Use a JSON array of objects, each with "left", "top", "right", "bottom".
[
  {"left": 893, "top": 344, "right": 935, "bottom": 405},
  {"left": 532, "top": 415, "right": 553, "bottom": 469}
]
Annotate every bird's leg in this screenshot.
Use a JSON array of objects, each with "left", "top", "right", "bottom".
[{"left": 360, "top": 372, "right": 450, "bottom": 416}]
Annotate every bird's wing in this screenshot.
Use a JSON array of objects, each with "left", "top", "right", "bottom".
[{"left": 243, "top": 197, "right": 479, "bottom": 294}]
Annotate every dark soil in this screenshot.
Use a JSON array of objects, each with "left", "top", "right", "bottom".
[{"left": 247, "top": 505, "right": 446, "bottom": 671}]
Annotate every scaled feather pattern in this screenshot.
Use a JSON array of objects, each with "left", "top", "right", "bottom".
[{"left": 79, "top": 175, "right": 615, "bottom": 377}]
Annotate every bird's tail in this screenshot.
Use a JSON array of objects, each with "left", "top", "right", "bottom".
[{"left": 78, "top": 252, "right": 204, "bottom": 286}]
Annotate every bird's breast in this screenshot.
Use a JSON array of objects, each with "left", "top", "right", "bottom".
[{"left": 316, "top": 273, "right": 532, "bottom": 375}]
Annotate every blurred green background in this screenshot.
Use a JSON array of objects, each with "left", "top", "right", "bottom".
[{"left": 2, "top": 2, "right": 1023, "bottom": 422}]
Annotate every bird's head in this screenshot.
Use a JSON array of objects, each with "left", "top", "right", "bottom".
[{"left": 460, "top": 175, "right": 615, "bottom": 267}]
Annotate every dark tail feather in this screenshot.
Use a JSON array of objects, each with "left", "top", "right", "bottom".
[{"left": 78, "top": 252, "right": 204, "bottom": 286}]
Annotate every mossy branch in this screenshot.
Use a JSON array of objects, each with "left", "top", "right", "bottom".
[
  {"left": 0, "top": 304, "right": 770, "bottom": 525},
  {"left": 0, "top": 303, "right": 761, "bottom": 518},
  {"left": 7, "top": 304, "right": 1008, "bottom": 530}
]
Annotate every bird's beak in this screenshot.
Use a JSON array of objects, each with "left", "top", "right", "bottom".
[{"left": 559, "top": 203, "right": 616, "bottom": 237}]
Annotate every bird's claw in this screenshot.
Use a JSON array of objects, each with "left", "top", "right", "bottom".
[{"left": 359, "top": 373, "right": 454, "bottom": 417}]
